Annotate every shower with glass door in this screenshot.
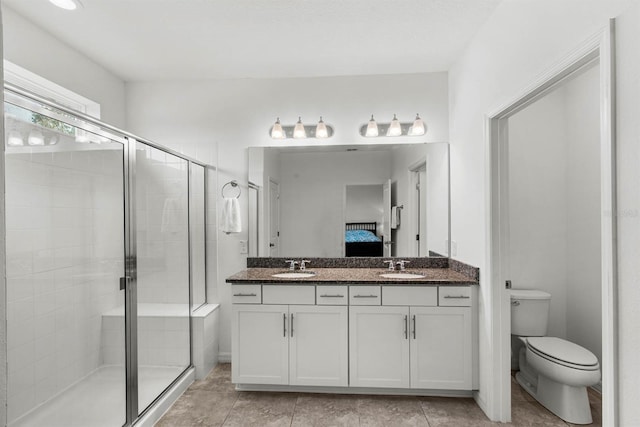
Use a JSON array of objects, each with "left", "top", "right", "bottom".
[{"left": 2, "top": 86, "right": 212, "bottom": 427}]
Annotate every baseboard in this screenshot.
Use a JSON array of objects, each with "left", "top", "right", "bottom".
[
  {"left": 218, "top": 352, "right": 231, "bottom": 363},
  {"left": 235, "top": 383, "right": 473, "bottom": 398},
  {"left": 473, "top": 391, "right": 494, "bottom": 421}
]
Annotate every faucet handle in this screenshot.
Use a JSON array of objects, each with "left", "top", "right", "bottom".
[
  {"left": 383, "top": 260, "right": 395, "bottom": 271},
  {"left": 396, "top": 260, "right": 410, "bottom": 270},
  {"left": 300, "top": 260, "right": 310, "bottom": 270},
  {"left": 285, "top": 260, "right": 299, "bottom": 270}
]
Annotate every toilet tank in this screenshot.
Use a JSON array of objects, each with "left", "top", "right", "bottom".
[{"left": 510, "top": 289, "right": 551, "bottom": 336}]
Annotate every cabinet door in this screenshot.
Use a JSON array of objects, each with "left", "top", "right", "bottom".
[
  {"left": 232, "top": 304, "right": 289, "bottom": 385},
  {"left": 410, "top": 306, "right": 472, "bottom": 390},
  {"left": 289, "top": 305, "right": 348, "bottom": 386},
  {"left": 349, "top": 306, "right": 410, "bottom": 388}
]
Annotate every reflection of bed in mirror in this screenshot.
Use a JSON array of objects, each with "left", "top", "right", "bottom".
[{"left": 345, "top": 222, "right": 383, "bottom": 257}]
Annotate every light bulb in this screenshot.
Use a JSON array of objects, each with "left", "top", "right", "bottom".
[
  {"left": 75, "top": 129, "right": 90, "bottom": 143},
  {"left": 49, "top": 0, "right": 81, "bottom": 10},
  {"left": 28, "top": 130, "right": 45, "bottom": 146},
  {"left": 408, "top": 113, "right": 426, "bottom": 136},
  {"left": 270, "top": 117, "right": 285, "bottom": 139},
  {"left": 315, "top": 117, "right": 328, "bottom": 138},
  {"left": 387, "top": 114, "right": 402, "bottom": 137},
  {"left": 365, "top": 115, "right": 379, "bottom": 137},
  {"left": 7, "top": 130, "right": 24, "bottom": 146},
  {"left": 293, "top": 117, "right": 306, "bottom": 139}
]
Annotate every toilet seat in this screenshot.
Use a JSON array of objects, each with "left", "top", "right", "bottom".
[{"left": 526, "top": 337, "right": 599, "bottom": 371}]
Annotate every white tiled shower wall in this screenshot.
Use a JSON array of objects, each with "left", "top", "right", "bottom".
[
  {"left": 135, "top": 145, "right": 190, "bottom": 307},
  {"left": 5, "top": 147, "right": 125, "bottom": 423}
]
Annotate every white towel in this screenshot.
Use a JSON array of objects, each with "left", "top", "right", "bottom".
[
  {"left": 221, "top": 197, "right": 242, "bottom": 234},
  {"left": 391, "top": 206, "right": 400, "bottom": 229},
  {"left": 161, "top": 198, "right": 181, "bottom": 233}
]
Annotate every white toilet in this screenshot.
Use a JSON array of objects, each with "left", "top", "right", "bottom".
[{"left": 510, "top": 289, "right": 600, "bottom": 425}]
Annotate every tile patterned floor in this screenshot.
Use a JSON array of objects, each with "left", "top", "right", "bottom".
[{"left": 155, "top": 364, "right": 601, "bottom": 426}]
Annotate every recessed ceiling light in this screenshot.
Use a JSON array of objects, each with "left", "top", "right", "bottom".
[{"left": 49, "top": 0, "right": 82, "bottom": 10}]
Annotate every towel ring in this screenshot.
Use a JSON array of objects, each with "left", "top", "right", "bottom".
[{"left": 222, "top": 180, "right": 241, "bottom": 199}]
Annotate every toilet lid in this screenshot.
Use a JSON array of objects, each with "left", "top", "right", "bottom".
[{"left": 527, "top": 337, "right": 599, "bottom": 368}]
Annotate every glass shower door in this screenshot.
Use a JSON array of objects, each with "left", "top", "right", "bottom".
[
  {"left": 134, "top": 142, "right": 191, "bottom": 414},
  {"left": 4, "top": 102, "right": 127, "bottom": 427}
]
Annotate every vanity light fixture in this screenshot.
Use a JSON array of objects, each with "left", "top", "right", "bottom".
[
  {"left": 293, "top": 117, "right": 307, "bottom": 139},
  {"left": 27, "top": 129, "right": 45, "bottom": 146},
  {"left": 49, "top": 0, "right": 82, "bottom": 10},
  {"left": 7, "top": 130, "right": 24, "bottom": 146},
  {"left": 387, "top": 114, "right": 402, "bottom": 137},
  {"left": 270, "top": 117, "right": 286, "bottom": 139},
  {"left": 315, "top": 117, "right": 328, "bottom": 138},
  {"left": 269, "top": 117, "right": 334, "bottom": 139},
  {"left": 408, "top": 113, "right": 426, "bottom": 136},
  {"left": 360, "top": 114, "right": 428, "bottom": 138},
  {"left": 365, "top": 115, "right": 379, "bottom": 137}
]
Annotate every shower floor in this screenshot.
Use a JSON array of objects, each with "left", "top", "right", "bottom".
[{"left": 11, "top": 365, "right": 185, "bottom": 427}]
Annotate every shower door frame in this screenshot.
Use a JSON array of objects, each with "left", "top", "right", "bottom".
[{"left": 3, "top": 84, "right": 212, "bottom": 427}]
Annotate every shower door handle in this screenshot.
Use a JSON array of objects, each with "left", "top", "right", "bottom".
[{"left": 120, "top": 276, "right": 132, "bottom": 291}]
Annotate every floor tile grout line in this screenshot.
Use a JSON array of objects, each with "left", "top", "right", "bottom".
[{"left": 419, "top": 400, "right": 433, "bottom": 427}]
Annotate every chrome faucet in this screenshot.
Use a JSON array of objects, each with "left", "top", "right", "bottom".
[
  {"left": 300, "top": 260, "right": 310, "bottom": 270},
  {"left": 396, "top": 260, "right": 410, "bottom": 271},
  {"left": 383, "top": 260, "right": 395, "bottom": 271},
  {"left": 285, "top": 260, "right": 299, "bottom": 271}
]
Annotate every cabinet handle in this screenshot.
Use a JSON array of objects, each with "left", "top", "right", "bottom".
[
  {"left": 233, "top": 293, "right": 257, "bottom": 297},
  {"left": 290, "top": 313, "right": 294, "bottom": 337},
  {"left": 443, "top": 295, "right": 470, "bottom": 299},
  {"left": 320, "top": 294, "right": 345, "bottom": 298},
  {"left": 283, "top": 313, "right": 287, "bottom": 337},
  {"left": 412, "top": 315, "right": 416, "bottom": 339},
  {"left": 404, "top": 315, "right": 408, "bottom": 339},
  {"left": 353, "top": 295, "right": 378, "bottom": 298}
]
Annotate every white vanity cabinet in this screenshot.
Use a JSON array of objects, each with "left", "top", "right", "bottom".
[
  {"left": 349, "top": 286, "right": 473, "bottom": 390},
  {"left": 231, "top": 285, "right": 349, "bottom": 387},
  {"left": 231, "top": 282, "right": 476, "bottom": 393},
  {"left": 232, "top": 304, "right": 289, "bottom": 384}
]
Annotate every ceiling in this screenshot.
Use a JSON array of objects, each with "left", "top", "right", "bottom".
[{"left": 3, "top": 0, "right": 502, "bottom": 82}]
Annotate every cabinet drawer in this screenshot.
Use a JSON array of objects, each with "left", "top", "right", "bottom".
[
  {"left": 262, "top": 285, "right": 315, "bottom": 305},
  {"left": 382, "top": 286, "right": 437, "bottom": 306},
  {"left": 316, "top": 286, "right": 348, "bottom": 305},
  {"left": 438, "top": 286, "right": 472, "bottom": 306},
  {"left": 231, "top": 285, "right": 262, "bottom": 304},
  {"left": 349, "top": 286, "right": 381, "bottom": 305}
]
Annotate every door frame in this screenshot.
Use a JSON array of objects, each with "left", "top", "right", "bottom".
[
  {"left": 268, "top": 178, "right": 280, "bottom": 256},
  {"left": 408, "top": 159, "right": 427, "bottom": 257},
  {"left": 485, "top": 21, "right": 617, "bottom": 423}
]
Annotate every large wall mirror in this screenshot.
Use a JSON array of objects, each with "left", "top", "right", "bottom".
[{"left": 248, "top": 142, "right": 450, "bottom": 258}]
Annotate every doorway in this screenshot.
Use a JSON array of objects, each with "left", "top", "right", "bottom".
[{"left": 486, "top": 24, "right": 616, "bottom": 424}]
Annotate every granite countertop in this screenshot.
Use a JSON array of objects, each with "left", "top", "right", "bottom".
[{"left": 226, "top": 267, "right": 477, "bottom": 285}]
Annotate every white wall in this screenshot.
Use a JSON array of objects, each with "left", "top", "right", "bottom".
[
  {"left": 125, "top": 72, "right": 449, "bottom": 358},
  {"left": 508, "top": 65, "right": 601, "bottom": 366},
  {"left": 449, "top": 0, "right": 639, "bottom": 423},
  {"left": 346, "top": 185, "right": 384, "bottom": 223},
  {"left": 2, "top": 6, "right": 127, "bottom": 127},
  {"left": 425, "top": 143, "right": 450, "bottom": 257},
  {"left": 508, "top": 85, "right": 569, "bottom": 339},
  {"left": 279, "top": 150, "right": 390, "bottom": 257},
  {"left": 564, "top": 66, "right": 602, "bottom": 367}
]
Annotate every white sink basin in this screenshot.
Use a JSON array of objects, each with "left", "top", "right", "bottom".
[
  {"left": 379, "top": 272, "right": 426, "bottom": 279},
  {"left": 271, "top": 271, "right": 316, "bottom": 279}
]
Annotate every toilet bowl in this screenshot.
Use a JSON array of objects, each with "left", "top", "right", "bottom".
[{"left": 511, "top": 290, "right": 601, "bottom": 425}]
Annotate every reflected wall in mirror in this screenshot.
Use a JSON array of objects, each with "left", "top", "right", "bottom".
[{"left": 248, "top": 143, "right": 450, "bottom": 258}]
